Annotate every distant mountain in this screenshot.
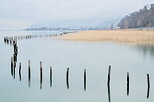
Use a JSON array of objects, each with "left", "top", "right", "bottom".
[
  {"left": 94, "top": 18, "right": 121, "bottom": 29},
  {"left": 117, "top": 4, "right": 154, "bottom": 29},
  {"left": 27, "top": 17, "right": 121, "bottom": 30},
  {"left": 30, "top": 18, "right": 105, "bottom": 28}
]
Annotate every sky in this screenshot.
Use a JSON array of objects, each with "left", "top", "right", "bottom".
[{"left": 0, "top": 0, "right": 153, "bottom": 30}]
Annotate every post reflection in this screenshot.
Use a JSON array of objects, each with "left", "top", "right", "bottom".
[
  {"left": 40, "top": 80, "right": 42, "bottom": 89},
  {"left": 28, "top": 79, "right": 31, "bottom": 87},
  {"left": 13, "top": 65, "right": 15, "bottom": 79},
  {"left": 107, "top": 84, "right": 111, "bottom": 102},
  {"left": 19, "top": 71, "right": 21, "bottom": 81},
  {"left": 147, "top": 85, "right": 150, "bottom": 99}
]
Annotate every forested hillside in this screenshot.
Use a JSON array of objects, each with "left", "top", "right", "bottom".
[{"left": 117, "top": 4, "right": 154, "bottom": 29}]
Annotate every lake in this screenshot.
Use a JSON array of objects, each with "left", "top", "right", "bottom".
[{"left": 0, "top": 30, "right": 154, "bottom": 102}]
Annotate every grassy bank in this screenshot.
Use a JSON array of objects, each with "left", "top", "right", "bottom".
[{"left": 56, "top": 29, "right": 154, "bottom": 43}]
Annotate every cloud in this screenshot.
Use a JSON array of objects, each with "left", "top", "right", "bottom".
[
  {"left": 0, "top": 19, "right": 31, "bottom": 30},
  {"left": 0, "top": 0, "right": 153, "bottom": 29}
]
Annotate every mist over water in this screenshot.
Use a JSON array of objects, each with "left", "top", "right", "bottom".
[{"left": 0, "top": 31, "right": 154, "bottom": 102}]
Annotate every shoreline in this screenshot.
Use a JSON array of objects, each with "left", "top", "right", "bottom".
[{"left": 56, "top": 29, "right": 154, "bottom": 44}]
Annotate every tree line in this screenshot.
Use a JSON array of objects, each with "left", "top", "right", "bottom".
[{"left": 117, "top": 4, "right": 154, "bottom": 29}]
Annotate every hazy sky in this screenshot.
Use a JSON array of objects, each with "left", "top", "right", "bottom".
[{"left": 0, "top": 0, "right": 153, "bottom": 29}]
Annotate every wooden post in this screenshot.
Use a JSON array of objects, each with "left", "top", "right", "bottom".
[
  {"left": 84, "top": 69, "right": 86, "bottom": 91},
  {"left": 13, "top": 60, "right": 15, "bottom": 79},
  {"left": 147, "top": 74, "right": 150, "bottom": 98},
  {"left": 28, "top": 60, "right": 31, "bottom": 87},
  {"left": 66, "top": 68, "right": 69, "bottom": 89},
  {"left": 19, "top": 63, "right": 21, "bottom": 73},
  {"left": 40, "top": 61, "right": 42, "bottom": 89},
  {"left": 107, "top": 66, "right": 111, "bottom": 102},
  {"left": 50, "top": 66, "right": 52, "bottom": 87},
  {"left": 19, "top": 63, "right": 21, "bottom": 81},
  {"left": 107, "top": 66, "right": 111, "bottom": 86},
  {"left": 4, "top": 37, "right": 6, "bottom": 43},
  {"left": 127, "top": 72, "right": 129, "bottom": 96},
  {"left": 13, "top": 53, "right": 17, "bottom": 68},
  {"left": 11, "top": 57, "right": 13, "bottom": 76},
  {"left": 7, "top": 38, "right": 9, "bottom": 44}
]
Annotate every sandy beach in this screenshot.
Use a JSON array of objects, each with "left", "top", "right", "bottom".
[{"left": 57, "top": 29, "right": 154, "bottom": 43}]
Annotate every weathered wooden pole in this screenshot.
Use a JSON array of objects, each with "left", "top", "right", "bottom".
[
  {"left": 127, "top": 72, "right": 129, "bottom": 96},
  {"left": 28, "top": 60, "right": 31, "bottom": 87},
  {"left": 13, "top": 60, "right": 16, "bottom": 79},
  {"left": 19, "top": 63, "right": 21, "bottom": 73},
  {"left": 84, "top": 69, "right": 86, "bottom": 91},
  {"left": 10, "top": 38, "right": 12, "bottom": 45},
  {"left": 50, "top": 66, "right": 52, "bottom": 87},
  {"left": 13, "top": 54, "right": 17, "bottom": 68},
  {"left": 6, "top": 37, "right": 8, "bottom": 42},
  {"left": 107, "top": 66, "right": 111, "bottom": 102},
  {"left": 19, "top": 63, "right": 21, "bottom": 81},
  {"left": 107, "top": 66, "right": 111, "bottom": 86},
  {"left": 40, "top": 61, "right": 43, "bottom": 89},
  {"left": 147, "top": 74, "right": 150, "bottom": 98},
  {"left": 66, "top": 68, "right": 69, "bottom": 89},
  {"left": 4, "top": 37, "right": 6, "bottom": 43}
]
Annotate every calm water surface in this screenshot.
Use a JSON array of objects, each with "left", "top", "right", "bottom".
[{"left": 0, "top": 31, "right": 154, "bottom": 102}]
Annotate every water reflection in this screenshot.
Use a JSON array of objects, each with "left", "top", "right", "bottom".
[
  {"left": 107, "top": 83, "right": 111, "bottom": 102},
  {"left": 40, "top": 80, "right": 42, "bottom": 89},
  {"left": 134, "top": 44, "right": 154, "bottom": 58},
  {"left": 19, "top": 70, "right": 21, "bottom": 81},
  {"left": 3, "top": 34, "right": 154, "bottom": 102},
  {"left": 13, "top": 65, "right": 15, "bottom": 79}
]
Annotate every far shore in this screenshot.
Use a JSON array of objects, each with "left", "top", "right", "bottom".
[{"left": 56, "top": 29, "right": 154, "bottom": 44}]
